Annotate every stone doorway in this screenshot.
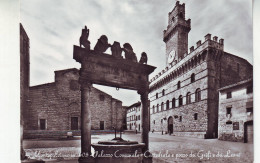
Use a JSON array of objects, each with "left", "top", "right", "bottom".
[
  {"left": 168, "top": 116, "right": 173, "bottom": 134},
  {"left": 244, "top": 121, "right": 253, "bottom": 143},
  {"left": 71, "top": 117, "right": 79, "bottom": 130},
  {"left": 100, "top": 121, "right": 104, "bottom": 130}
]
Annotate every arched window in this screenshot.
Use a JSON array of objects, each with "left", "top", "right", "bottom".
[
  {"left": 179, "top": 95, "right": 183, "bottom": 106},
  {"left": 166, "top": 100, "right": 170, "bottom": 110},
  {"left": 161, "top": 102, "right": 164, "bottom": 111},
  {"left": 172, "top": 98, "right": 176, "bottom": 108},
  {"left": 157, "top": 104, "right": 159, "bottom": 112},
  {"left": 195, "top": 88, "right": 201, "bottom": 102},
  {"left": 177, "top": 81, "right": 181, "bottom": 89},
  {"left": 186, "top": 92, "right": 191, "bottom": 104},
  {"left": 191, "top": 73, "right": 195, "bottom": 83},
  {"left": 156, "top": 93, "right": 158, "bottom": 99},
  {"left": 162, "top": 89, "right": 165, "bottom": 96}
]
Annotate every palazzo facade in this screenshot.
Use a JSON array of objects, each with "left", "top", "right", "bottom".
[{"left": 149, "top": 1, "right": 253, "bottom": 138}]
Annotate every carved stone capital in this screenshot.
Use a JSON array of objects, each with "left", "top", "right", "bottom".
[{"left": 138, "top": 85, "right": 149, "bottom": 96}]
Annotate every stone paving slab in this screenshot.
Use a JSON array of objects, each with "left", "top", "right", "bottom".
[{"left": 23, "top": 133, "right": 253, "bottom": 163}]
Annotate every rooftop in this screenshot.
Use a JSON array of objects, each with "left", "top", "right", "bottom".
[
  {"left": 218, "top": 78, "right": 253, "bottom": 92},
  {"left": 127, "top": 101, "right": 141, "bottom": 109}
]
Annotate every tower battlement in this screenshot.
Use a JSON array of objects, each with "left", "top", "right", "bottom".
[
  {"left": 163, "top": 1, "right": 191, "bottom": 66},
  {"left": 150, "top": 33, "right": 224, "bottom": 84}
]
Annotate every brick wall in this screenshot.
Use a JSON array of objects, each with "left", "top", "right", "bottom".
[
  {"left": 26, "top": 68, "right": 126, "bottom": 136},
  {"left": 220, "top": 52, "right": 253, "bottom": 87}
]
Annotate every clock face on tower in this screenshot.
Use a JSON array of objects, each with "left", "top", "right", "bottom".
[{"left": 168, "top": 50, "right": 176, "bottom": 63}]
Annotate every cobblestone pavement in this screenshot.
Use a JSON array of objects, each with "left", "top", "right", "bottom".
[{"left": 23, "top": 132, "right": 253, "bottom": 163}]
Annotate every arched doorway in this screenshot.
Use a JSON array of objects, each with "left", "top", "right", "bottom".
[{"left": 168, "top": 116, "right": 173, "bottom": 134}]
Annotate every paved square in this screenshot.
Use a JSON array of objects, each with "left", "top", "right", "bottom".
[{"left": 23, "top": 132, "right": 253, "bottom": 163}]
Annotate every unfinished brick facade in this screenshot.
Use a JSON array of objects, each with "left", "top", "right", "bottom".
[
  {"left": 218, "top": 79, "right": 253, "bottom": 143},
  {"left": 149, "top": 1, "right": 253, "bottom": 139},
  {"left": 25, "top": 68, "right": 126, "bottom": 137}
]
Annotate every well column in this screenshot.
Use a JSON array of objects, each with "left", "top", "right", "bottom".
[{"left": 78, "top": 79, "right": 94, "bottom": 163}]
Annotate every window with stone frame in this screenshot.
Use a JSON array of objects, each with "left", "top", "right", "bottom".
[
  {"left": 226, "top": 107, "right": 232, "bottom": 118},
  {"left": 179, "top": 95, "right": 183, "bottom": 106},
  {"left": 153, "top": 105, "right": 155, "bottom": 113},
  {"left": 226, "top": 92, "right": 232, "bottom": 99},
  {"left": 157, "top": 104, "right": 159, "bottom": 112},
  {"left": 39, "top": 119, "right": 46, "bottom": 130},
  {"left": 191, "top": 73, "right": 195, "bottom": 83},
  {"left": 186, "top": 92, "right": 191, "bottom": 104},
  {"left": 177, "top": 81, "right": 181, "bottom": 89},
  {"left": 246, "top": 107, "right": 253, "bottom": 116},
  {"left": 195, "top": 88, "right": 201, "bottom": 102},
  {"left": 247, "top": 107, "right": 253, "bottom": 113},
  {"left": 156, "top": 93, "right": 158, "bottom": 99},
  {"left": 166, "top": 100, "right": 170, "bottom": 110},
  {"left": 172, "top": 98, "right": 176, "bottom": 108},
  {"left": 153, "top": 120, "right": 155, "bottom": 124},
  {"left": 233, "top": 122, "right": 239, "bottom": 130}
]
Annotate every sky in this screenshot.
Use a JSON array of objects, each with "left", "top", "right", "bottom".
[{"left": 20, "top": 0, "right": 253, "bottom": 106}]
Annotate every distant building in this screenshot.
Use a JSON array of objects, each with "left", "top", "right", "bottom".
[
  {"left": 20, "top": 23, "right": 30, "bottom": 159},
  {"left": 20, "top": 23, "right": 30, "bottom": 129},
  {"left": 149, "top": 1, "right": 253, "bottom": 138},
  {"left": 24, "top": 68, "right": 126, "bottom": 138},
  {"left": 218, "top": 79, "right": 253, "bottom": 143},
  {"left": 126, "top": 102, "right": 142, "bottom": 132}
]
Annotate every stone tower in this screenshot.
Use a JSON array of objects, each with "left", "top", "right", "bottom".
[{"left": 163, "top": 1, "right": 191, "bottom": 66}]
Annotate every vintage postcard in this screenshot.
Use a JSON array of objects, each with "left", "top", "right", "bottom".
[{"left": 19, "top": 0, "right": 253, "bottom": 162}]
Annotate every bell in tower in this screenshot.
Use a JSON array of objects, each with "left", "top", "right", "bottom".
[{"left": 163, "top": 1, "right": 191, "bottom": 66}]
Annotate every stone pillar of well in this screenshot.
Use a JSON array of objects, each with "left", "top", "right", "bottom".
[
  {"left": 78, "top": 79, "right": 94, "bottom": 163},
  {"left": 139, "top": 85, "right": 153, "bottom": 163}
]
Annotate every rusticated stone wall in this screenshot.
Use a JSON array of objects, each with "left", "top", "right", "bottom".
[{"left": 149, "top": 48, "right": 253, "bottom": 139}]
